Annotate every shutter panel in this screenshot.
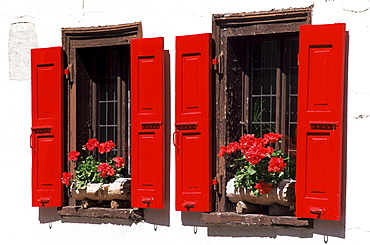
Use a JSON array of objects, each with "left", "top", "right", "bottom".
[
  {"left": 31, "top": 47, "right": 64, "bottom": 207},
  {"left": 131, "top": 37, "right": 165, "bottom": 209},
  {"left": 175, "top": 33, "right": 212, "bottom": 212},
  {"left": 296, "top": 23, "right": 347, "bottom": 221}
]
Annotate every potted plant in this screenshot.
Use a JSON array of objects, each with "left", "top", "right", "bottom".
[
  {"left": 218, "top": 133, "right": 296, "bottom": 213},
  {"left": 61, "top": 138, "right": 130, "bottom": 208}
]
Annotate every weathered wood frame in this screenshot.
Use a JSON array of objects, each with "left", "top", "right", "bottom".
[
  {"left": 62, "top": 23, "right": 142, "bottom": 206},
  {"left": 212, "top": 8, "right": 311, "bottom": 212}
]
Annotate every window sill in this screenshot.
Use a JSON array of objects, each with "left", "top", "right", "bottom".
[
  {"left": 57, "top": 206, "right": 144, "bottom": 223},
  {"left": 201, "top": 212, "right": 313, "bottom": 228}
]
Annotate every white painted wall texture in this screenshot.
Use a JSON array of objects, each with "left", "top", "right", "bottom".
[{"left": 1, "top": 0, "right": 370, "bottom": 244}]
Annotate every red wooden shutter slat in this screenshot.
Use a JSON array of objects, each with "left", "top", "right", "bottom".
[
  {"left": 175, "top": 33, "right": 212, "bottom": 212},
  {"left": 131, "top": 37, "right": 165, "bottom": 209},
  {"left": 31, "top": 46, "right": 64, "bottom": 207},
  {"left": 296, "top": 23, "right": 347, "bottom": 221}
]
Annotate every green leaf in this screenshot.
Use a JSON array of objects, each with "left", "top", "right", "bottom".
[{"left": 247, "top": 166, "right": 257, "bottom": 175}]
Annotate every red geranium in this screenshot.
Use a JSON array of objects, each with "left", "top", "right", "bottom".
[
  {"left": 105, "top": 140, "right": 116, "bottom": 152},
  {"left": 217, "top": 146, "right": 227, "bottom": 157},
  {"left": 62, "top": 138, "right": 128, "bottom": 189},
  {"left": 263, "top": 132, "right": 283, "bottom": 144},
  {"left": 98, "top": 142, "right": 107, "bottom": 154},
  {"left": 85, "top": 138, "right": 99, "bottom": 151},
  {"left": 98, "top": 140, "right": 116, "bottom": 154},
  {"left": 97, "top": 162, "right": 115, "bottom": 178},
  {"left": 61, "top": 172, "right": 73, "bottom": 185},
  {"left": 244, "top": 146, "right": 267, "bottom": 165},
  {"left": 254, "top": 180, "right": 272, "bottom": 195},
  {"left": 218, "top": 132, "right": 293, "bottom": 195},
  {"left": 268, "top": 157, "right": 287, "bottom": 172},
  {"left": 113, "top": 156, "right": 125, "bottom": 168},
  {"left": 68, "top": 151, "right": 80, "bottom": 161}
]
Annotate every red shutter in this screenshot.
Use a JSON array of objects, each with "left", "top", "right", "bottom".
[
  {"left": 131, "top": 37, "right": 165, "bottom": 209},
  {"left": 175, "top": 33, "right": 212, "bottom": 212},
  {"left": 31, "top": 47, "right": 64, "bottom": 207},
  {"left": 296, "top": 23, "right": 347, "bottom": 221}
]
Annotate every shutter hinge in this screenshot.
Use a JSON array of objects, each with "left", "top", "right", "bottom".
[
  {"left": 212, "top": 178, "right": 218, "bottom": 190},
  {"left": 212, "top": 178, "right": 220, "bottom": 193},
  {"left": 214, "top": 174, "right": 223, "bottom": 195},
  {"left": 213, "top": 52, "right": 224, "bottom": 75},
  {"left": 64, "top": 64, "right": 72, "bottom": 82}
]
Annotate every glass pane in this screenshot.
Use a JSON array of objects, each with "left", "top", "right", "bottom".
[
  {"left": 289, "top": 71, "right": 298, "bottom": 94},
  {"left": 99, "top": 79, "right": 107, "bottom": 101},
  {"left": 263, "top": 41, "right": 277, "bottom": 67},
  {"left": 107, "top": 102, "right": 114, "bottom": 125},
  {"left": 252, "top": 70, "right": 262, "bottom": 94},
  {"left": 289, "top": 124, "right": 297, "bottom": 146},
  {"left": 261, "top": 69, "right": 271, "bottom": 94},
  {"left": 284, "top": 37, "right": 299, "bottom": 155},
  {"left": 98, "top": 53, "right": 108, "bottom": 79},
  {"left": 250, "top": 39, "right": 277, "bottom": 137},
  {"left": 99, "top": 103, "right": 106, "bottom": 125},
  {"left": 252, "top": 42, "right": 262, "bottom": 68},
  {"left": 261, "top": 97, "right": 271, "bottom": 122},
  {"left": 99, "top": 127, "right": 106, "bottom": 142},
  {"left": 290, "top": 95, "right": 298, "bottom": 122},
  {"left": 107, "top": 127, "right": 115, "bottom": 142},
  {"left": 252, "top": 124, "right": 261, "bottom": 137},
  {"left": 97, "top": 51, "right": 118, "bottom": 146},
  {"left": 271, "top": 96, "right": 276, "bottom": 122},
  {"left": 252, "top": 97, "right": 262, "bottom": 123},
  {"left": 108, "top": 78, "right": 116, "bottom": 100}
]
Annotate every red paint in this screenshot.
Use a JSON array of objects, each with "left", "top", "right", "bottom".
[
  {"left": 296, "top": 23, "right": 347, "bottom": 221},
  {"left": 31, "top": 47, "right": 64, "bottom": 207},
  {"left": 175, "top": 33, "right": 212, "bottom": 212},
  {"left": 131, "top": 37, "right": 165, "bottom": 209}
]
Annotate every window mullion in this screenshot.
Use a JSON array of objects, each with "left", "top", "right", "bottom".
[{"left": 277, "top": 37, "right": 284, "bottom": 151}]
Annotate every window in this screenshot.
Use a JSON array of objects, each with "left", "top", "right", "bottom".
[
  {"left": 212, "top": 8, "right": 311, "bottom": 213},
  {"left": 62, "top": 24, "right": 139, "bottom": 207},
  {"left": 204, "top": 7, "right": 347, "bottom": 223},
  {"left": 174, "top": 8, "right": 346, "bottom": 222},
  {"left": 63, "top": 25, "right": 166, "bottom": 210},
  {"left": 31, "top": 23, "right": 167, "bottom": 217}
]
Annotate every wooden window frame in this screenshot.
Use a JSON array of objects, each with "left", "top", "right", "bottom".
[
  {"left": 212, "top": 8, "right": 311, "bottom": 213},
  {"left": 61, "top": 23, "right": 142, "bottom": 207}
]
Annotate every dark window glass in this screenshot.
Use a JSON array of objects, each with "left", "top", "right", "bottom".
[{"left": 246, "top": 35, "right": 298, "bottom": 156}]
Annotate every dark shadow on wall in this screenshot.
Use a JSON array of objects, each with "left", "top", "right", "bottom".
[
  {"left": 207, "top": 225, "right": 314, "bottom": 238},
  {"left": 142, "top": 50, "right": 171, "bottom": 227},
  {"left": 39, "top": 207, "right": 138, "bottom": 226},
  {"left": 181, "top": 211, "right": 207, "bottom": 227},
  {"left": 39, "top": 207, "right": 61, "bottom": 223},
  {"left": 312, "top": 31, "right": 349, "bottom": 240}
]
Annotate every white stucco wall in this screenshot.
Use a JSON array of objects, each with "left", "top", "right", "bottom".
[{"left": 1, "top": 0, "right": 370, "bottom": 244}]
